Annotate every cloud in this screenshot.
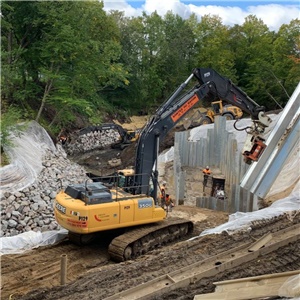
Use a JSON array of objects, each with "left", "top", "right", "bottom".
[
  {"left": 102, "top": 0, "right": 299, "bottom": 31},
  {"left": 247, "top": 4, "right": 300, "bottom": 31},
  {"left": 102, "top": 0, "right": 143, "bottom": 17},
  {"left": 187, "top": 4, "right": 248, "bottom": 27}
]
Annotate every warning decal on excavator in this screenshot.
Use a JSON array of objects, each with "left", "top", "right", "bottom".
[
  {"left": 171, "top": 94, "right": 199, "bottom": 123},
  {"left": 67, "top": 218, "right": 87, "bottom": 228}
]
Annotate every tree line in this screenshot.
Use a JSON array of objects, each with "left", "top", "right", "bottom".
[{"left": 1, "top": 1, "right": 299, "bottom": 142}]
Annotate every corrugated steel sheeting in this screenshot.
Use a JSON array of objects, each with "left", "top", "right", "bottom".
[
  {"left": 174, "top": 117, "right": 255, "bottom": 213},
  {"left": 174, "top": 83, "right": 300, "bottom": 212}
]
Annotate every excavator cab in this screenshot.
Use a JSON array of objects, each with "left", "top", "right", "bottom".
[
  {"left": 212, "top": 101, "right": 222, "bottom": 114},
  {"left": 112, "top": 128, "right": 141, "bottom": 150},
  {"left": 200, "top": 100, "right": 243, "bottom": 125},
  {"left": 126, "top": 130, "right": 140, "bottom": 142},
  {"left": 98, "top": 168, "right": 152, "bottom": 196},
  {"left": 116, "top": 169, "right": 135, "bottom": 190}
]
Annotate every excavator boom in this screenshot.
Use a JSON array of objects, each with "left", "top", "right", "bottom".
[
  {"left": 134, "top": 68, "right": 271, "bottom": 199},
  {"left": 192, "top": 68, "right": 265, "bottom": 119}
]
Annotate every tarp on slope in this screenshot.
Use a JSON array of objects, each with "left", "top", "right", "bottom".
[
  {"left": 0, "top": 229, "right": 68, "bottom": 255},
  {"left": 197, "top": 181, "right": 300, "bottom": 237},
  {"left": 0, "top": 120, "right": 57, "bottom": 194}
]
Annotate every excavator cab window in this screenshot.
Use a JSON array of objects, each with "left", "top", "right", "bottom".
[
  {"left": 117, "top": 172, "right": 135, "bottom": 193},
  {"left": 127, "top": 131, "right": 135, "bottom": 139},
  {"left": 212, "top": 103, "right": 221, "bottom": 114},
  {"left": 118, "top": 174, "right": 126, "bottom": 188}
]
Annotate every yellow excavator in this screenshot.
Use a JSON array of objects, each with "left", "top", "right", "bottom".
[
  {"left": 183, "top": 100, "right": 243, "bottom": 129},
  {"left": 54, "top": 67, "right": 271, "bottom": 262},
  {"left": 112, "top": 127, "right": 141, "bottom": 150},
  {"left": 200, "top": 100, "right": 243, "bottom": 125}
]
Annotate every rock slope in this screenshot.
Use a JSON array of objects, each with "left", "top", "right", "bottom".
[
  {"left": 1, "top": 146, "right": 88, "bottom": 237},
  {"left": 0, "top": 121, "right": 90, "bottom": 237}
]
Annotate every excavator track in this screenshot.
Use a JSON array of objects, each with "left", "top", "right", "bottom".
[
  {"left": 68, "top": 231, "right": 96, "bottom": 245},
  {"left": 108, "top": 218, "right": 194, "bottom": 262}
]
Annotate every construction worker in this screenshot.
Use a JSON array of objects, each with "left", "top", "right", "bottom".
[
  {"left": 202, "top": 166, "right": 211, "bottom": 190},
  {"left": 165, "top": 194, "right": 174, "bottom": 212},
  {"left": 215, "top": 186, "right": 225, "bottom": 200},
  {"left": 160, "top": 181, "right": 167, "bottom": 207}
]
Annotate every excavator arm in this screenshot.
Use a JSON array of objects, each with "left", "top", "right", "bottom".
[
  {"left": 192, "top": 68, "right": 271, "bottom": 130},
  {"left": 133, "top": 68, "right": 272, "bottom": 199}
]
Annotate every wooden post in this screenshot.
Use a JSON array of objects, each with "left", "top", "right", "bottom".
[{"left": 60, "top": 254, "right": 67, "bottom": 285}]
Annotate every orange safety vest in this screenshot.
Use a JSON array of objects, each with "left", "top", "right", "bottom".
[
  {"left": 165, "top": 195, "right": 171, "bottom": 205},
  {"left": 203, "top": 169, "right": 211, "bottom": 175}
]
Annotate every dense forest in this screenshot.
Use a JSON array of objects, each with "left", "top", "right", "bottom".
[{"left": 1, "top": 1, "right": 299, "bottom": 143}]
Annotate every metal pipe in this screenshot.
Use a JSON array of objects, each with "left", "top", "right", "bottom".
[{"left": 60, "top": 254, "right": 67, "bottom": 285}]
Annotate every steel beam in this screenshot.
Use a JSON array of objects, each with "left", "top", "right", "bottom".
[{"left": 240, "top": 83, "right": 300, "bottom": 198}]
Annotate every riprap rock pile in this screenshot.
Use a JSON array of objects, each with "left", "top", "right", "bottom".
[
  {"left": 64, "top": 128, "right": 120, "bottom": 155},
  {"left": 1, "top": 146, "right": 88, "bottom": 237}
]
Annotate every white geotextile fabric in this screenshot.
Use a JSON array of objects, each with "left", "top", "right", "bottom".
[
  {"left": 278, "top": 274, "right": 300, "bottom": 298},
  {"left": 196, "top": 181, "right": 300, "bottom": 237},
  {"left": 267, "top": 138, "right": 300, "bottom": 197},
  {"left": 0, "top": 120, "right": 56, "bottom": 194},
  {"left": 0, "top": 229, "right": 68, "bottom": 255}
]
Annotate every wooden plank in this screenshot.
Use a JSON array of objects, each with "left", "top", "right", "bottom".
[
  {"left": 194, "top": 270, "right": 300, "bottom": 300},
  {"left": 248, "top": 232, "right": 273, "bottom": 252}
]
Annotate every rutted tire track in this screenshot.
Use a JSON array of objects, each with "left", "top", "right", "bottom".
[
  {"left": 161, "top": 239, "right": 300, "bottom": 300},
  {"left": 1, "top": 240, "right": 113, "bottom": 300},
  {"left": 18, "top": 212, "right": 300, "bottom": 300},
  {"left": 1, "top": 207, "right": 226, "bottom": 299},
  {"left": 103, "top": 224, "right": 299, "bottom": 300}
]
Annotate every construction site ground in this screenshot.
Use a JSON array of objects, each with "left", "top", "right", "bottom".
[
  {"left": 2, "top": 115, "right": 299, "bottom": 300},
  {"left": 2, "top": 208, "right": 299, "bottom": 300}
]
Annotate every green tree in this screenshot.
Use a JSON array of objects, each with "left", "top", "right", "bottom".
[
  {"left": 271, "top": 19, "right": 300, "bottom": 105},
  {"left": 1, "top": 1, "right": 129, "bottom": 132},
  {"left": 228, "top": 15, "right": 275, "bottom": 109},
  {"left": 157, "top": 12, "right": 196, "bottom": 98},
  {"left": 109, "top": 11, "right": 198, "bottom": 115},
  {"left": 108, "top": 12, "right": 166, "bottom": 114},
  {"left": 192, "top": 15, "right": 236, "bottom": 79}
]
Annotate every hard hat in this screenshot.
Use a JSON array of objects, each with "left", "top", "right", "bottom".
[
  {"left": 206, "top": 166, "right": 209, "bottom": 169},
  {"left": 162, "top": 181, "right": 167, "bottom": 185}
]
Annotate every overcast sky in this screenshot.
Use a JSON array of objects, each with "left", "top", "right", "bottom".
[{"left": 102, "top": 0, "right": 299, "bottom": 31}]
